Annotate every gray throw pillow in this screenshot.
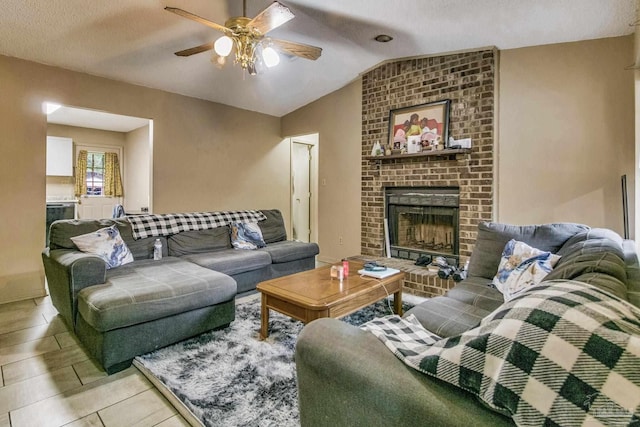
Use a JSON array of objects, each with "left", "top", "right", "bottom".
[
  {"left": 258, "top": 209, "right": 287, "bottom": 244},
  {"left": 49, "top": 219, "right": 114, "bottom": 250},
  {"left": 467, "top": 222, "right": 590, "bottom": 279},
  {"left": 167, "top": 227, "right": 231, "bottom": 256}
]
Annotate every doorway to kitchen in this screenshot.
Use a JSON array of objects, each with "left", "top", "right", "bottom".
[
  {"left": 45, "top": 103, "right": 153, "bottom": 221},
  {"left": 290, "top": 134, "right": 318, "bottom": 243}
]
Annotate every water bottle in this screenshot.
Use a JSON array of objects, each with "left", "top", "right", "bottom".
[{"left": 153, "top": 239, "right": 162, "bottom": 260}]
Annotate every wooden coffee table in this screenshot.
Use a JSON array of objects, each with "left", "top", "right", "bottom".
[{"left": 256, "top": 261, "right": 404, "bottom": 339}]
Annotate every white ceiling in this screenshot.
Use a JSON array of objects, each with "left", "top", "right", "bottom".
[
  {"left": 3, "top": 0, "right": 636, "bottom": 118},
  {"left": 47, "top": 105, "right": 150, "bottom": 132}
]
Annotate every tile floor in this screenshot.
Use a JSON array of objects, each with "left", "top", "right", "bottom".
[
  {"left": 0, "top": 295, "right": 189, "bottom": 427},
  {"left": 0, "top": 260, "right": 331, "bottom": 426}
]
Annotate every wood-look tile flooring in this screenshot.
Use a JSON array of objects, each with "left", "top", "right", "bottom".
[{"left": 0, "top": 295, "right": 190, "bottom": 427}]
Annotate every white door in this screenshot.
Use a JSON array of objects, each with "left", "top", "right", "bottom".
[
  {"left": 292, "top": 142, "right": 312, "bottom": 242},
  {"left": 76, "top": 146, "right": 124, "bottom": 220},
  {"left": 78, "top": 196, "right": 123, "bottom": 219}
]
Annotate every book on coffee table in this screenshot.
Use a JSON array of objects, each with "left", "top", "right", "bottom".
[{"left": 357, "top": 267, "right": 401, "bottom": 279}]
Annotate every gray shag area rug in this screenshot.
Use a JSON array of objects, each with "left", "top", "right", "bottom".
[{"left": 134, "top": 294, "right": 412, "bottom": 427}]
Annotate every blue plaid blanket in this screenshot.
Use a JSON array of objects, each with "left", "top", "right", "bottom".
[
  {"left": 127, "top": 210, "right": 266, "bottom": 239},
  {"left": 362, "top": 280, "right": 640, "bottom": 426}
]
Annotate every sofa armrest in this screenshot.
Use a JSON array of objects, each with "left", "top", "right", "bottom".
[
  {"left": 627, "top": 269, "right": 640, "bottom": 308},
  {"left": 42, "top": 248, "right": 107, "bottom": 328},
  {"left": 295, "top": 318, "right": 512, "bottom": 427}
]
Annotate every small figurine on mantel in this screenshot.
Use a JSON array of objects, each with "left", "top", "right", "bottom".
[
  {"left": 385, "top": 144, "right": 392, "bottom": 156},
  {"left": 371, "top": 141, "right": 383, "bottom": 156}
]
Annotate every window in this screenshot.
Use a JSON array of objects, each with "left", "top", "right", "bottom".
[
  {"left": 85, "top": 152, "right": 105, "bottom": 196},
  {"left": 75, "top": 147, "right": 123, "bottom": 198}
]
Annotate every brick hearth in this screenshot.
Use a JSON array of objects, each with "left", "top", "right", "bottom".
[
  {"left": 360, "top": 49, "right": 496, "bottom": 298},
  {"left": 351, "top": 255, "right": 457, "bottom": 298}
]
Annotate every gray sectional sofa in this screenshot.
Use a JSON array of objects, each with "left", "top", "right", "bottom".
[
  {"left": 43, "top": 209, "right": 318, "bottom": 374},
  {"left": 295, "top": 222, "right": 640, "bottom": 426}
]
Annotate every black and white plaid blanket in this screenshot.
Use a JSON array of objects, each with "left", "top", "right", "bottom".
[
  {"left": 362, "top": 280, "right": 640, "bottom": 426},
  {"left": 127, "top": 210, "right": 267, "bottom": 239}
]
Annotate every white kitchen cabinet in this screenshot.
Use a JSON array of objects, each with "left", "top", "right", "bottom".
[{"left": 46, "top": 136, "right": 73, "bottom": 176}]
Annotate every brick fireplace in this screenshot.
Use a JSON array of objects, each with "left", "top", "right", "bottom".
[{"left": 360, "top": 49, "right": 496, "bottom": 298}]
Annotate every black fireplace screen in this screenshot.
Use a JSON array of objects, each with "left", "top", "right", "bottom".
[{"left": 386, "top": 187, "right": 459, "bottom": 265}]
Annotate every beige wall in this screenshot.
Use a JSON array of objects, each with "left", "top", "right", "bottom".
[
  {"left": 498, "top": 36, "right": 635, "bottom": 235},
  {"left": 49, "top": 123, "right": 127, "bottom": 149},
  {"left": 282, "top": 79, "right": 362, "bottom": 263},
  {"left": 0, "top": 54, "right": 285, "bottom": 303},
  {"left": 124, "top": 125, "right": 151, "bottom": 213}
]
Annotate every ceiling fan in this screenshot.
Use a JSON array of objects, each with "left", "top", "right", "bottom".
[{"left": 165, "top": 0, "right": 322, "bottom": 75}]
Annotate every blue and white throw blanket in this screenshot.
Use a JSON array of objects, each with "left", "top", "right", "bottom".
[
  {"left": 127, "top": 210, "right": 267, "bottom": 240},
  {"left": 362, "top": 280, "right": 640, "bottom": 426}
]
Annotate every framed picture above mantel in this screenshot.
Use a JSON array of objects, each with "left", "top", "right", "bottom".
[{"left": 388, "top": 99, "right": 451, "bottom": 153}]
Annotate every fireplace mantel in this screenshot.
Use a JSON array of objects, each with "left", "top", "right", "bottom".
[{"left": 363, "top": 148, "right": 471, "bottom": 162}]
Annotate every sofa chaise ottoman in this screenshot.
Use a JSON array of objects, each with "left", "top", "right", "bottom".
[{"left": 43, "top": 209, "right": 319, "bottom": 373}]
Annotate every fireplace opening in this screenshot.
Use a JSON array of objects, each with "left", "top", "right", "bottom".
[{"left": 385, "top": 187, "right": 459, "bottom": 266}]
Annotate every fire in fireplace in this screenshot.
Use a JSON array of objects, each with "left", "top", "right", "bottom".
[{"left": 385, "top": 187, "right": 459, "bottom": 265}]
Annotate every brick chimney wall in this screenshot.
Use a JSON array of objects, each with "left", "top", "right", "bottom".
[{"left": 361, "top": 49, "right": 497, "bottom": 268}]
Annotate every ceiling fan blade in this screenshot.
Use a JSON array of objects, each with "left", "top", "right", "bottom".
[
  {"left": 271, "top": 38, "right": 322, "bottom": 61},
  {"left": 174, "top": 42, "right": 214, "bottom": 57},
  {"left": 165, "top": 7, "right": 231, "bottom": 35},
  {"left": 249, "top": 1, "right": 294, "bottom": 35}
]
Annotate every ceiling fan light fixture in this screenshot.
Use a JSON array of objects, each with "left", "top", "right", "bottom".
[
  {"left": 262, "top": 46, "right": 280, "bottom": 68},
  {"left": 165, "top": 2, "right": 322, "bottom": 77},
  {"left": 214, "top": 36, "right": 233, "bottom": 57},
  {"left": 212, "top": 55, "right": 226, "bottom": 69},
  {"left": 233, "top": 34, "right": 258, "bottom": 71}
]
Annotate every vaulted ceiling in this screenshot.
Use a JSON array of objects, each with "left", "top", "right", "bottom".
[{"left": 1, "top": 0, "right": 636, "bottom": 117}]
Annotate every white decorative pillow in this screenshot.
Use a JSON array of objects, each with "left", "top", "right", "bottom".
[
  {"left": 71, "top": 225, "right": 134, "bottom": 269},
  {"left": 492, "top": 239, "right": 560, "bottom": 301},
  {"left": 230, "top": 222, "right": 266, "bottom": 250}
]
